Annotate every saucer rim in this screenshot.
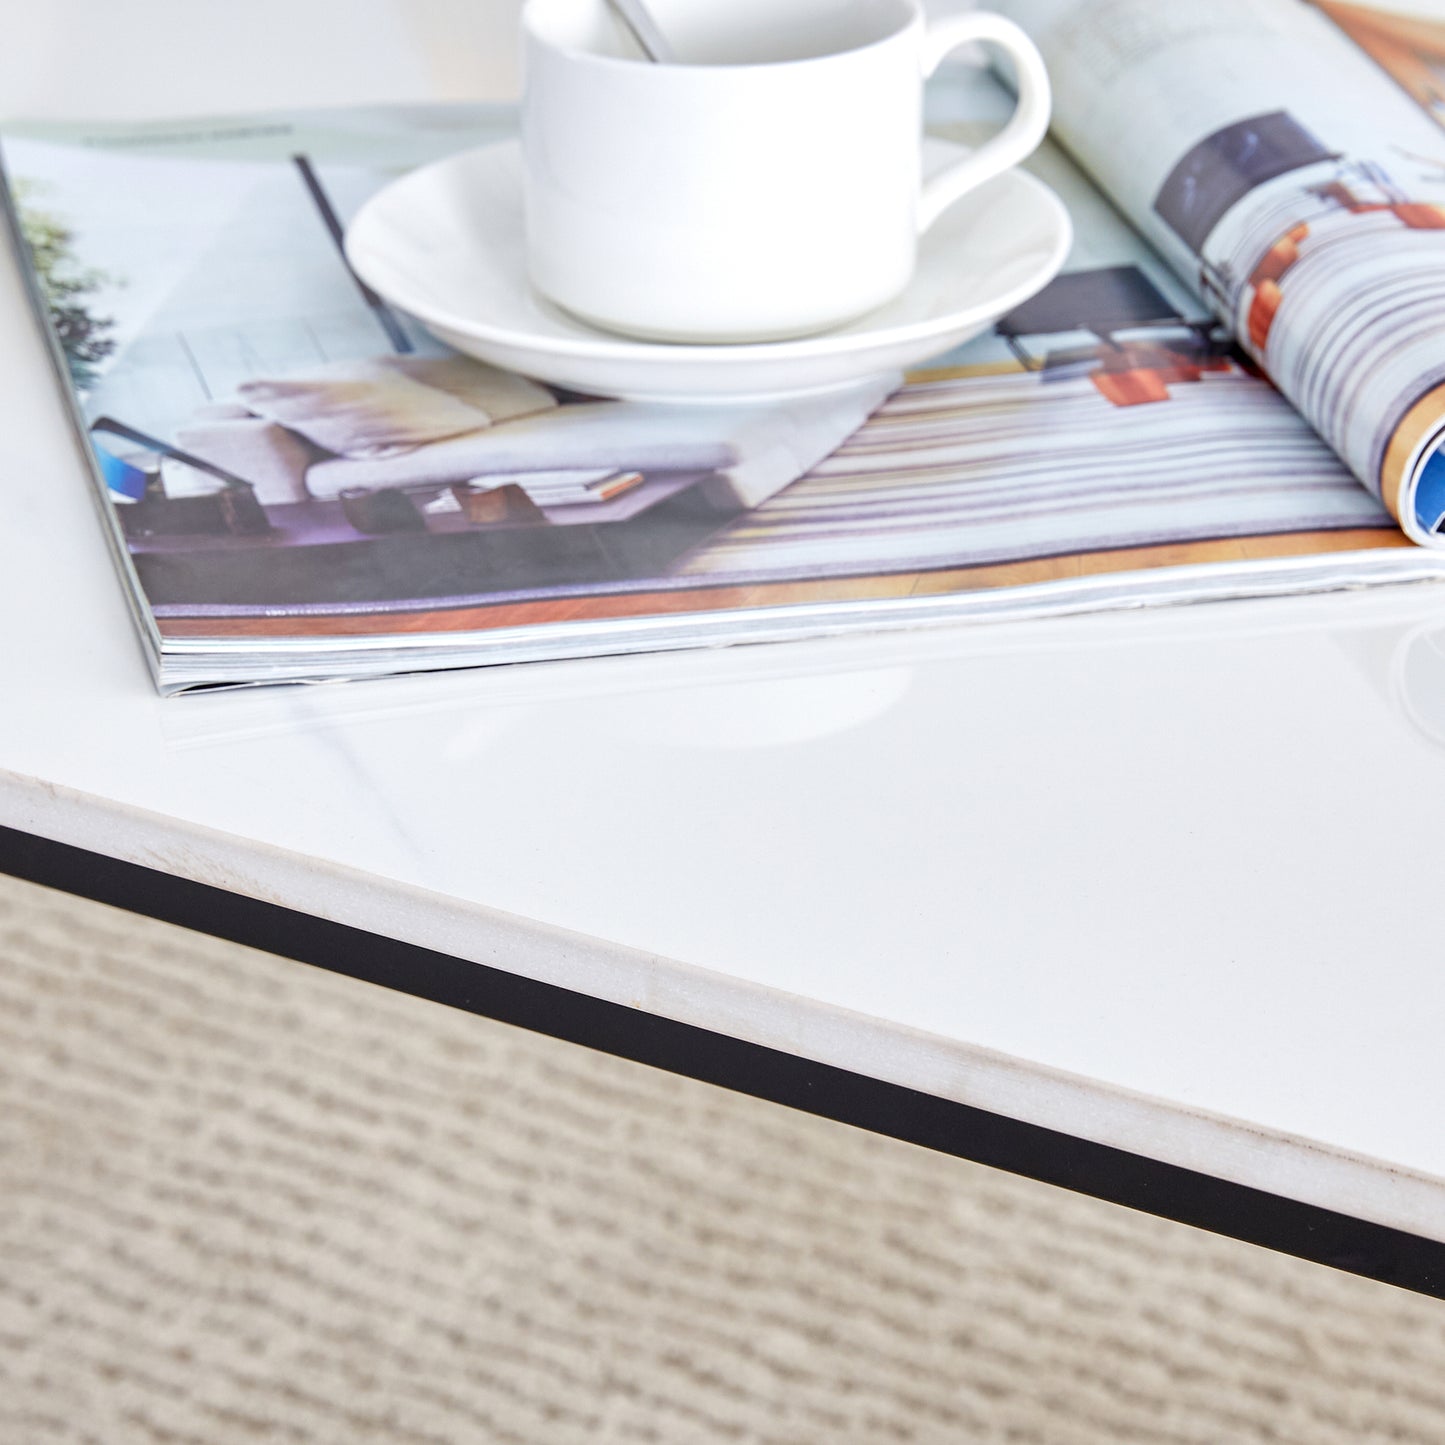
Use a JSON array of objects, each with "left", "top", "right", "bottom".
[{"left": 345, "top": 138, "right": 1073, "bottom": 366}]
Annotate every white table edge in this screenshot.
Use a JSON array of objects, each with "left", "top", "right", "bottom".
[{"left": 5, "top": 764, "right": 1444, "bottom": 1264}]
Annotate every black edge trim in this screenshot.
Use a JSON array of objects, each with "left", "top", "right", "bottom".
[{"left": 2, "top": 821, "right": 1442, "bottom": 1298}]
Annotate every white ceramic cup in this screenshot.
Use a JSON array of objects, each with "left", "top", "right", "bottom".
[{"left": 521, "top": 0, "right": 1052, "bottom": 343}]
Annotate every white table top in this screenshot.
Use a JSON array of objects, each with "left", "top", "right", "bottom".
[{"left": 7, "top": 0, "right": 1445, "bottom": 1246}]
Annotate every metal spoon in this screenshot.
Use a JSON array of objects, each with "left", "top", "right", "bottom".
[{"left": 605, "top": 0, "right": 677, "bottom": 63}]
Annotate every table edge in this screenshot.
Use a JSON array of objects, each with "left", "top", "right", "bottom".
[{"left": 4, "top": 769, "right": 1445, "bottom": 1294}]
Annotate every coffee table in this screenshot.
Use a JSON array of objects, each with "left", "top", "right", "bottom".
[{"left": 5, "top": 0, "right": 1445, "bottom": 1300}]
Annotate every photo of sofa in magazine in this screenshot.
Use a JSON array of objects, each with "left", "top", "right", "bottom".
[{"left": 5, "top": 0, "right": 1445, "bottom": 692}]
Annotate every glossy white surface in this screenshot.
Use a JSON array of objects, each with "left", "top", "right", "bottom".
[
  {"left": 346, "top": 137, "right": 1070, "bottom": 400},
  {"left": 7, "top": 0, "right": 1445, "bottom": 1242},
  {"left": 915, "top": 11, "right": 1051, "bottom": 229},
  {"left": 517, "top": 0, "right": 1050, "bottom": 340}
]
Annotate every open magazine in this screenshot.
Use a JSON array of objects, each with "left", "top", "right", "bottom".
[{"left": 4, "top": 0, "right": 1445, "bottom": 693}]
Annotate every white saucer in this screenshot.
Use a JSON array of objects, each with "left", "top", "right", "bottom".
[{"left": 345, "top": 138, "right": 1072, "bottom": 404}]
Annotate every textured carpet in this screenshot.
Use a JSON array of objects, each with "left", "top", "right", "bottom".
[{"left": 1, "top": 870, "right": 1443, "bottom": 1444}]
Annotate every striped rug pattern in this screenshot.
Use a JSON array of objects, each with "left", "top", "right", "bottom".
[{"left": 3, "top": 871, "right": 1444, "bottom": 1444}]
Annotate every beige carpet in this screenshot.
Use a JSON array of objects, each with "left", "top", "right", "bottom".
[{"left": 1, "top": 871, "right": 1443, "bottom": 1444}]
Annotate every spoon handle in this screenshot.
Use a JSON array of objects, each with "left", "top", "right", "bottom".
[{"left": 606, "top": 0, "right": 677, "bottom": 63}]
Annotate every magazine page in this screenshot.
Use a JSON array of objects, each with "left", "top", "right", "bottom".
[
  {"left": 997, "top": 0, "right": 1445, "bottom": 543},
  {"left": 2, "top": 93, "right": 1440, "bottom": 692}
]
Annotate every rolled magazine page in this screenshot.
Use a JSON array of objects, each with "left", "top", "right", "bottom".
[{"left": 998, "top": 0, "right": 1445, "bottom": 544}]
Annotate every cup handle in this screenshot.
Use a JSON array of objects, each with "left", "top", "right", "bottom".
[{"left": 917, "top": 11, "right": 1052, "bottom": 233}]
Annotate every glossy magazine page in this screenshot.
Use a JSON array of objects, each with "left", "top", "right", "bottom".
[
  {"left": 1000, "top": 0, "right": 1445, "bottom": 542},
  {"left": 1, "top": 88, "right": 1440, "bottom": 693}
]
